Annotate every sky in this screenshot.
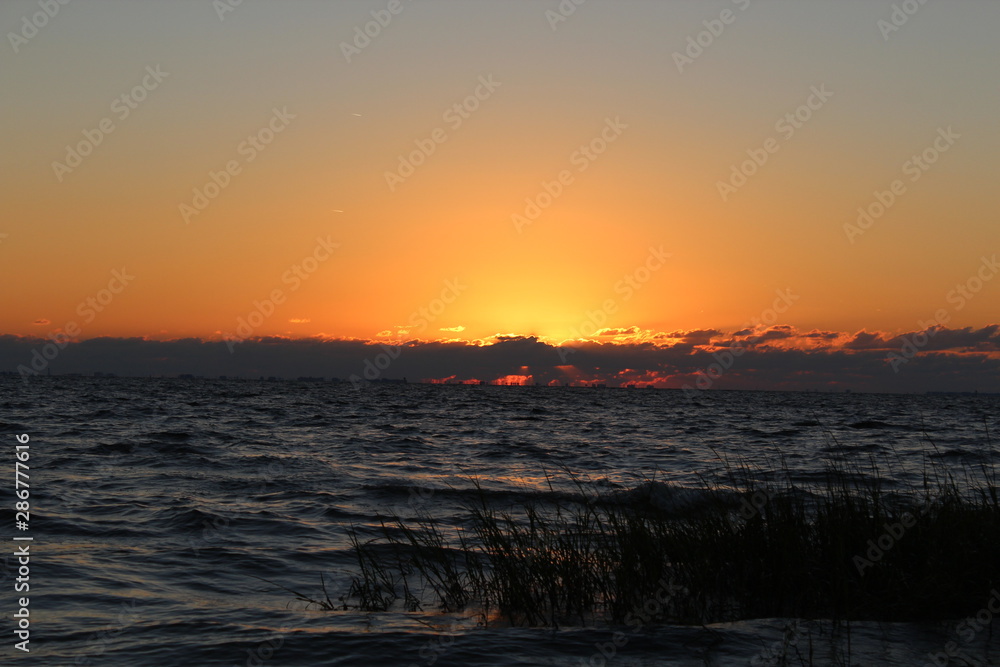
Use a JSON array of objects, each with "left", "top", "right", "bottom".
[{"left": 2, "top": 0, "right": 999, "bottom": 390}]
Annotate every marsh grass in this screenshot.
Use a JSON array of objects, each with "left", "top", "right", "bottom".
[{"left": 334, "top": 449, "right": 1000, "bottom": 628}]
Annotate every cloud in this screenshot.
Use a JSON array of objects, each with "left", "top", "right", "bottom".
[
  {"left": 675, "top": 328, "right": 724, "bottom": 343},
  {"left": 1, "top": 324, "right": 998, "bottom": 393},
  {"left": 844, "top": 330, "right": 893, "bottom": 350},
  {"left": 288, "top": 318, "right": 311, "bottom": 324},
  {"left": 916, "top": 324, "right": 1000, "bottom": 351},
  {"left": 596, "top": 326, "right": 641, "bottom": 336},
  {"left": 32, "top": 319, "right": 50, "bottom": 326},
  {"left": 756, "top": 325, "right": 796, "bottom": 341},
  {"left": 439, "top": 325, "right": 466, "bottom": 332},
  {"left": 801, "top": 329, "right": 841, "bottom": 340}
]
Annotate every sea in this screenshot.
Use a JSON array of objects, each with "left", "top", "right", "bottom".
[{"left": 2, "top": 377, "right": 998, "bottom": 666}]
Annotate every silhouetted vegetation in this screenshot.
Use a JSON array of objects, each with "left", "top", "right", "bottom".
[{"left": 328, "top": 450, "right": 1000, "bottom": 628}]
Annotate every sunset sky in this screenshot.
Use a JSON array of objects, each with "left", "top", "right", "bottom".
[{"left": 2, "top": 0, "right": 998, "bottom": 390}]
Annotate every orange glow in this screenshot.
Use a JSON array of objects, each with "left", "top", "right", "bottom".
[
  {"left": 494, "top": 374, "right": 532, "bottom": 386},
  {"left": 2, "top": 1, "right": 997, "bottom": 363}
]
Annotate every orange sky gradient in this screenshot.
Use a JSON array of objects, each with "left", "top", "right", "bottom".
[{"left": 2, "top": 1, "right": 998, "bottom": 380}]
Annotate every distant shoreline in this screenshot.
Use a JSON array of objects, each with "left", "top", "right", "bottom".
[{"left": 3, "top": 372, "right": 998, "bottom": 397}]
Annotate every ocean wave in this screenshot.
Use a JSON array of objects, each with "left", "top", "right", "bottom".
[{"left": 610, "top": 480, "right": 738, "bottom": 515}]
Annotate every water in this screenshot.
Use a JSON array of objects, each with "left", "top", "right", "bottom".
[{"left": 2, "top": 378, "right": 998, "bottom": 666}]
